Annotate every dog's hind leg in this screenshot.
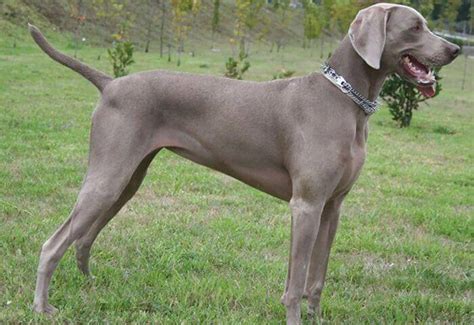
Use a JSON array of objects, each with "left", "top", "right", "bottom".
[
  {"left": 75, "top": 150, "right": 158, "bottom": 276},
  {"left": 33, "top": 107, "right": 157, "bottom": 314}
]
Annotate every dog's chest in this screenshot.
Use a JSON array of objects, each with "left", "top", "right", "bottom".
[{"left": 334, "top": 130, "right": 367, "bottom": 197}]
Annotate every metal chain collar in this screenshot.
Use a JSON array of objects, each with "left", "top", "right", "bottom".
[{"left": 321, "top": 63, "right": 379, "bottom": 115}]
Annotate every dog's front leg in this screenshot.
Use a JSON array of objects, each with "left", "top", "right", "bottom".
[
  {"left": 281, "top": 196, "right": 325, "bottom": 325},
  {"left": 304, "top": 196, "right": 344, "bottom": 319}
]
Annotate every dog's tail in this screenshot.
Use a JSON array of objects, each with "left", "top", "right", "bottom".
[{"left": 28, "top": 23, "right": 112, "bottom": 92}]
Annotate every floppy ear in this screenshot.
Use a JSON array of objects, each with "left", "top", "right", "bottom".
[{"left": 349, "top": 6, "right": 389, "bottom": 70}]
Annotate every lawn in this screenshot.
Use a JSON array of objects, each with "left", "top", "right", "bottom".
[{"left": 0, "top": 24, "right": 473, "bottom": 323}]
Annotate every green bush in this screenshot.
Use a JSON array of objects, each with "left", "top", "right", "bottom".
[
  {"left": 224, "top": 51, "right": 250, "bottom": 80},
  {"left": 107, "top": 41, "right": 135, "bottom": 78},
  {"left": 380, "top": 69, "right": 442, "bottom": 128},
  {"left": 272, "top": 68, "right": 295, "bottom": 80}
]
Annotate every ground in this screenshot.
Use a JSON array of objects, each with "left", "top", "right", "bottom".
[{"left": 0, "top": 27, "right": 473, "bottom": 323}]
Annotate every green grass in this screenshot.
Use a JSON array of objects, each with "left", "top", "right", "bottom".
[{"left": 1, "top": 24, "right": 473, "bottom": 324}]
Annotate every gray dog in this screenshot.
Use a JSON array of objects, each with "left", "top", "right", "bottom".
[{"left": 29, "top": 3, "right": 459, "bottom": 324}]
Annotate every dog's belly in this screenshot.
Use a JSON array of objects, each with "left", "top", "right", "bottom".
[
  {"left": 153, "top": 127, "right": 292, "bottom": 200},
  {"left": 167, "top": 146, "right": 292, "bottom": 201}
]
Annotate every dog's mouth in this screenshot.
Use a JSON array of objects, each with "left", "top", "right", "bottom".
[{"left": 400, "top": 54, "right": 436, "bottom": 98}]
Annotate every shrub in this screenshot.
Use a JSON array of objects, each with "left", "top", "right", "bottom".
[
  {"left": 224, "top": 51, "right": 250, "bottom": 80},
  {"left": 107, "top": 41, "right": 135, "bottom": 78},
  {"left": 380, "top": 69, "right": 442, "bottom": 127},
  {"left": 272, "top": 68, "right": 295, "bottom": 80}
]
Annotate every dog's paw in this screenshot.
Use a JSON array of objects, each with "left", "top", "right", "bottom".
[
  {"left": 308, "top": 306, "right": 325, "bottom": 324},
  {"left": 33, "top": 302, "right": 58, "bottom": 315}
]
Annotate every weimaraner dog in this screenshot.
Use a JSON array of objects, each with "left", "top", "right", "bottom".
[{"left": 29, "top": 3, "right": 459, "bottom": 323}]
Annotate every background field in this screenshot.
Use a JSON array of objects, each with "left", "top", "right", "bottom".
[{"left": 1, "top": 9, "right": 474, "bottom": 324}]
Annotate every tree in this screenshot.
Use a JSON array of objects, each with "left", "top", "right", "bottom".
[
  {"left": 159, "top": 0, "right": 167, "bottom": 58},
  {"left": 108, "top": 41, "right": 135, "bottom": 77},
  {"left": 92, "top": 0, "right": 125, "bottom": 35},
  {"left": 319, "top": 0, "right": 334, "bottom": 57},
  {"left": 441, "top": 0, "right": 462, "bottom": 30},
  {"left": 471, "top": 3, "right": 474, "bottom": 32},
  {"left": 268, "top": 0, "right": 292, "bottom": 53},
  {"left": 302, "top": 0, "right": 323, "bottom": 50},
  {"left": 142, "top": 0, "right": 161, "bottom": 53},
  {"left": 224, "top": 0, "right": 264, "bottom": 80},
  {"left": 68, "top": 0, "right": 86, "bottom": 58},
  {"left": 380, "top": 70, "right": 443, "bottom": 127},
  {"left": 234, "top": 0, "right": 265, "bottom": 56},
  {"left": 171, "top": 0, "right": 201, "bottom": 66},
  {"left": 189, "top": 0, "right": 202, "bottom": 56},
  {"left": 456, "top": 0, "right": 471, "bottom": 22},
  {"left": 409, "top": 0, "right": 436, "bottom": 18},
  {"left": 330, "top": 0, "right": 376, "bottom": 34},
  {"left": 211, "top": 0, "right": 220, "bottom": 49},
  {"left": 431, "top": 0, "right": 462, "bottom": 29}
]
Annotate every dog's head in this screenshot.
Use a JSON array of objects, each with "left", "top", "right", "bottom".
[{"left": 349, "top": 3, "right": 460, "bottom": 98}]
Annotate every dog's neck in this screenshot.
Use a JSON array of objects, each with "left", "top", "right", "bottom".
[{"left": 327, "top": 36, "right": 388, "bottom": 102}]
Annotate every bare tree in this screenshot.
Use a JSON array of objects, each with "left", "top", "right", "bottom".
[{"left": 160, "top": 0, "right": 167, "bottom": 58}]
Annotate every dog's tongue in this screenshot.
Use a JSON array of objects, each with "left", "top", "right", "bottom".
[{"left": 417, "top": 83, "right": 436, "bottom": 98}]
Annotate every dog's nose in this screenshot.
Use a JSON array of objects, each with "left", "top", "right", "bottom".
[{"left": 451, "top": 44, "right": 461, "bottom": 58}]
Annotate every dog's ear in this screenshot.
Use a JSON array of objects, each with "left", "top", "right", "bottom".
[{"left": 349, "top": 6, "right": 389, "bottom": 70}]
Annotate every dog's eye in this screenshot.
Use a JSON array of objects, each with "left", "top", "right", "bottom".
[{"left": 412, "top": 23, "right": 422, "bottom": 32}]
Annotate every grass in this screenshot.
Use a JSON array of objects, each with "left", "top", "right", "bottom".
[{"left": 1, "top": 22, "right": 473, "bottom": 323}]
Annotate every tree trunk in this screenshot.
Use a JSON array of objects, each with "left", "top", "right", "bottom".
[
  {"left": 145, "top": 40, "right": 150, "bottom": 53},
  {"left": 159, "top": 0, "right": 166, "bottom": 58},
  {"left": 190, "top": 14, "right": 198, "bottom": 57},
  {"left": 461, "top": 54, "right": 468, "bottom": 90},
  {"left": 74, "top": 0, "right": 83, "bottom": 58},
  {"left": 239, "top": 37, "right": 246, "bottom": 58},
  {"left": 167, "top": 43, "right": 172, "bottom": 62},
  {"left": 211, "top": 30, "right": 216, "bottom": 50},
  {"left": 320, "top": 34, "right": 324, "bottom": 59},
  {"left": 177, "top": 39, "right": 184, "bottom": 66},
  {"left": 145, "top": 1, "right": 157, "bottom": 54}
]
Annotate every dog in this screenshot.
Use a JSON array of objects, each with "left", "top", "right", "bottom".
[{"left": 29, "top": 3, "right": 459, "bottom": 323}]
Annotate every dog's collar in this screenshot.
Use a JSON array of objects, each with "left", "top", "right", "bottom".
[{"left": 321, "top": 63, "right": 379, "bottom": 115}]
